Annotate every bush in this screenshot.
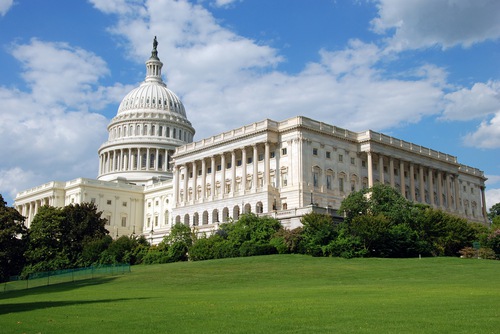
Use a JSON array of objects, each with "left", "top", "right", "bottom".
[{"left": 323, "top": 230, "right": 367, "bottom": 259}]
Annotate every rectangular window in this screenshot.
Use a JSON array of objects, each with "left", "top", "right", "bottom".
[
  {"left": 227, "top": 162, "right": 231, "bottom": 169},
  {"left": 217, "top": 165, "right": 221, "bottom": 171},
  {"left": 313, "top": 148, "right": 318, "bottom": 156},
  {"left": 237, "top": 160, "right": 242, "bottom": 166},
  {"left": 313, "top": 172, "right": 319, "bottom": 187},
  {"left": 362, "top": 160, "right": 366, "bottom": 168},
  {"left": 339, "top": 154, "right": 343, "bottom": 162},
  {"left": 339, "top": 178, "right": 344, "bottom": 192},
  {"left": 121, "top": 217, "right": 127, "bottom": 227},
  {"left": 282, "top": 148, "right": 287, "bottom": 155},
  {"left": 155, "top": 216, "right": 158, "bottom": 227},
  {"left": 122, "top": 202, "right": 127, "bottom": 207},
  {"left": 198, "top": 170, "right": 202, "bottom": 176},
  {"left": 106, "top": 215, "right": 111, "bottom": 226},
  {"left": 258, "top": 154, "right": 264, "bottom": 161},
  {"left": 326, "top": 175, "right": 332, "bottom": 190},
  {"left": 326, "top": 151, "right": 331, "bottom": 159},
  {"left": 207, "top": 167, "right": 212, "bottom": 174},
  {"left": 107, "top": 199, "right": 112, "bottom": 205},
  {"left": 270, "top": 151, "right": 275, "bottom": 158},
  {"left": 247, "top": 157, "right": 253, "bottom": 164},
  {"left": 351, "top": 157, "right": 356, "bottom": 165},
  {"left": 147, "top": 217, "right": 151, "bottom": 228}
]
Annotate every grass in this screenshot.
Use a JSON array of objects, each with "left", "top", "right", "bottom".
[{"left": 0, "top": 255, "right": 499, "bottom": 333}]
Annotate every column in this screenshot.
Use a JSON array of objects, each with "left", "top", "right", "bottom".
[
  {"left": 264, "top": 142, "right": 270, "bottom": 187},
  {"left": 192, "top": 161, "right": 198, "bottom": 201},
  {"left": 201, "top": 159, "right": 207, "bottom": 201},
  {"left": 437, "top": 171, "right": 443, "bottom": 208},
  {"left": 156, "top": 148, "right": 160, "bottom": 171},
  {"left": 480, "top": 186, "right": 488, "bottom": 220},
  {"left": 183, "top": 164, "right": 189, "bottom": 205},
  {"left": 410, "top": 163, "right": 415, "bottom": 201},
  {"left": 242, "top": 147, "right": 247, "bottom": 192},
  {"left": 419, "top": 166, "right": 425, "bottom": 203},
  {"left": 428, "top": 168, "right": 435, "bottom": 206},
  {"left": 367, "top": 151, "right": 373, "bottom": 188},
  {"left": 389, "top": 157, "right": 395, "bottom": 188},
  {"left": 146, "top": 148, "right": 150, "bottom": 170},
  {"left": 446, "top": 173, "right": 452, "bottom": 209},
  {"left": 454, "top": 176, "right": 460, "bottom": 211},
  {"left": 128, "top": 148, "right": 132, "bottom": 170},
  {"left": 231, "top": 151, "right": 236, "bottom": 194},
  {"left": 211, "top": 156, "right": 216, "bottom": 200},
  {"left": 400, "top": 160, "right": 405, "bottom": 197},
  {"left": 138, "top": 149, "right": 143, "bottom": 170},
  {"left": 379, "top": 154, "right": 384, "bottom": 184},
  {"left": 253, "top": 145, "right": 258, "bottom": 190},
  {"left": 221, "top": 153, "right": 226, "bottom": 196}
]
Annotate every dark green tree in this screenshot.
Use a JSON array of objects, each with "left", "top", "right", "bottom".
[
  {"left": 0, "top": 194, "right": 28, "bottom": 282},
  {"left": 23, "top": 203, "right": 109, "bottom": 275},
  {"left": 488, "top": 202, "right": 500, "bottom": 228},
  {"left": 300, "top": 213, "right": 337, "bottom": 256}
]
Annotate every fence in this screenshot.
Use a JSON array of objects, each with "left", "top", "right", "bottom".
[{"left": 1, "top": 263, "right": 130, "bottom": 294}]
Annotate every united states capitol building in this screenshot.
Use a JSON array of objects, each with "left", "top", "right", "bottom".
[{"left": 15, "top": 39, "right": 488, "bottom": 243}]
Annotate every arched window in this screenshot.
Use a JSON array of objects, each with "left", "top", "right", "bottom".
[
  {"left": 212, "top": 209, "right": 219, "bottom": 223},
  {"left": 141, "top": 153, "right": 147, "bottom": 169},
  {"left": 158, "top": 154, "right": 163, "bottom": 170},
  {"left": 256, "top": 202, "right": 263, "bottom": 214},
  {"left": 222, "top": 207, "right": 229, "bottom": 222},
  {"left": 233, "top": 206, "right": 240, "bottom": 220},
  {"left": 166, "top": 127, "right": 170, "bottom": 137},
  {"left": 193, "top": 212, "right": 199, "bottom": 226},
  {"left": 143, "top": 125, "right": 148, "bottom": 136},
  {"left": 184, "top": 214, "right": 190, "bottom": 226},
  {"left": 164, "top": 210, "right": 170, "bottom": 226},
  {"left": 202, "top": 211, "right": 209, "bottom": 225},
  {"left": 150, "top": 153, "right": 155, "bottom": 168},
  {"left": 151, "top": 125, "right": 155, "bottom": 136},
  {"left": 175, "top": 215, "right": 181, "bottom": 224},
  {"left": 244, "top": 203, "right": 251, "bottom": 214}
]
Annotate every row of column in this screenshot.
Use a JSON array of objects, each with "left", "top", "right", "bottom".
[
  {"left": 366, "top": 151, "right": 463, "bottom": 211},
  {"left": 99, "top": 148, "right": 173, "bottom": 175},
  {"left": 16, "top": 197, "right": 53, "bottom": 227},
  {"left": 174, "top": 142, "right": 272, "bottom": 206},
  {"left": 109, "top": 123, "right": 191, "bottom": 142}
]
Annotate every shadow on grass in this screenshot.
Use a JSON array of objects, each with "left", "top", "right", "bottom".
[
  {"left": 0, "top": 296, "right": 153, "bottom": 315},
  {"left": 0, "top": 276, "right": 121, "bottom": 298}
]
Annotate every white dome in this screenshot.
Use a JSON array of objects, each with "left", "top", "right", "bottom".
[
  {"left": 118, "top": 81, "right": 187, "bottom": 118},
  {"left": 97, "top": 37, "right": 195, "bottom": 184}
]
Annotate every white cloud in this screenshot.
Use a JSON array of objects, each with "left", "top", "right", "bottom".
[
  {"left": 0, "top": 39, "right": 127, "bottom": 204},
  {"left": 0, "top": 0, "right": 13, "bottom": 16},
  {"left": 463, "top": 112, "right": 500, "bottom": 149},
  {"left": 372, "top": 0, "right": 500, "bottom": 50},
  {"left": 443, "top": 81, "right": 500, "bottom": 121},
  {"left": 486, "top": 188, "right": 500, "bottom": 211},
  {"left": 92, "top": 1, "right": 451, "bottom": 139},
  {"left": 212, "top": 0, "right": 240, "bottom": 8}
]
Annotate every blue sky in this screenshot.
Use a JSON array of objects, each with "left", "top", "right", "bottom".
[{"left": 0, "top": 0, "right": 499, "bottom": 209}]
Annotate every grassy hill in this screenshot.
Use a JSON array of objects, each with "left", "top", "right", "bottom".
[{"left": 0, "top": 255, "right": 498, "bottom": 333}]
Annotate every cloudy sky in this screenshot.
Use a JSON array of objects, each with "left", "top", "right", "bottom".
[{"left": 0, "top": 0, "right": 499, "bottom": 209}]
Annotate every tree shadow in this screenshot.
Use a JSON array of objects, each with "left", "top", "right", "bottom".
[
  {"left": 0, "top": 276, "right": 121, "bottom": 298},
  {"left": 0, "top": 297, "right": 153, "bottom": 315}
]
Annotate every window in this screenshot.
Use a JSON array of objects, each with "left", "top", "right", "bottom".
[
  {"left": 282, "top": 148, "right": 287, "bottom": 155},
  {"left": 258, "top": 154, "right": 264, "bottom": 161},
  {"left": 106, "top": 215, "right": 111, "bottom": 226},
  {"left": 313, "top": 171, "right": 319, "bottom": 187},
  {"left": 237, "top": 160, "right": 242, "bottom": 166},
  {"left": 107, "top": 200, "right": 112, "bottom": 205},
  {"left": 313, "top": 148, "right": 318, "bottom": 156},
  {"left": 147, "top": 217, "right": 151, "bottom": 228},
  {"left": 155, "top": 201, "right": 159, "bottom": 206},
  {"left": 351, "top": 157, "right": 355, "bottom": 165},
  {"left": 326, "top": 175, "right": 332, "bottom": 190},
  {"left": 270, "top": 151, "right": 275, "bottom": 158},
  {"left": 247, "top": 157, "right": 253, "bottom": 164},
  {"left": 326, "top": 151, "right": 331, "bottom": 159},
  {"left": 155, "top": 216, "right": 159, "bottom": 227},
  {"left": 207, "top": 167, "right": 212, "bottom": 174},
  {"left": 362, "top": 160, "right": 366, "bottom": 168},
  {"left": 122, "top": 202, "right": 127, "bottom": 207},
  {"left": 148, "top": 202, "right": 151, "bottom": 208},
  {"left": 217, "top": 165, "right": 221, "bottom": 171},
  {"left": 339, "top": 154, "right": 343, "bottom": 162},
  {"left": 121, "top": 217, "right": 127, "bottom": 227},
  {"left": 227, "top": 162, "right": 231, "bottom": 169},
  {"left": 339, "top": 178, "right": 344, "bottom": 192},
  {"left": 198, "top": 169, "right": 202, "bottom": 176}
]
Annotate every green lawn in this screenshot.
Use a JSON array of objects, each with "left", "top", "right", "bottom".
[{"left": 0, "top": 255, "right": 499, "bottom": 333}]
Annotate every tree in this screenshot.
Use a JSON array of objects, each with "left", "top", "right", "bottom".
[
  {"left": 23, "top": 203, "right": 109, "bottom": 275},
  {"left": 0, "top": 194, "right": 28, "bottom": 282},
  {"left": 300, "top": 213, "right": 337, "bottom": 256},
  {"left": 488, "top": 202, "right": 500, "bottom": 228}
]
